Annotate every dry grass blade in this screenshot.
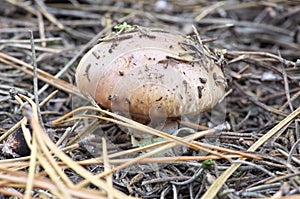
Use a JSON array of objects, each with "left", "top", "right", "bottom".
[
  {"left": 19, "top": 94, "right": 136, "bottom": 199},
  {"left": 195, "top": 1, "right": 225, "bottom": 21},
  {"left": 19, "top": 95, "right": 72, "bottom": 198},
  {"left": 102, "top": 137, "right": 113, "bottom": 199},
  {"left": 0, "top": 90, "right": 58, "bottom": 142},
  {"left": 21, "top": 115, "right": 36, "bottom": 199},
  {"left": 77, "top": 155, "right": 246, "bottom": 165},
  {"left": 35, "top": 0, "right": 64, "bottom": 29},
  {"left": 52, "top": 106, "right": 232, "bottom": 160},
  {"left": 13, "top": 95, "right": 36, "bottom": 199},
  {"left": 0, "top": 169, "right": 109, "bottom": 198},
  {"left": 5, "top": 0, "right": 38, "bottom": 15},
  {"left": 56, "top": 107, "right": 259, "bottom": 159},
  {"left": 262, "top": 195, "right": 300, "bottom": 199},
  {"left": 52, "top": 104, "right": 262, "bottom": 190},
  {"left": 0, "top": 52, "right": 84, "bottom": 98},
  {"left": 225, "top": 50, "right": 296, "bottom": 67},
  {"left": 201, "top": 106, "right": 300, "bottom": 199},
  {"left": 2, "top": 1, "right": 299, "bottom": 197},
  {"left": 52, "top": 106, "right": 262, "bottom": 190}
]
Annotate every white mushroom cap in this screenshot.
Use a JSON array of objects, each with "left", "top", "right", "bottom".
[{"left": 76, "top": 29, "right": 226, "bottom": 120}]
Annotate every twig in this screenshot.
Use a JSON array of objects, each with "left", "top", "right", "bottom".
[
  {"left": 5, "top": 0, "right": 38, "bottom": 15},
  {"left": 201, "top": 106, "right": 300, "bottom": 199},
  {"left": 232, "top": 160, "right": 275, "bottom": 177},
  {"left": 0, "top": 53, "right": 83, "bottom": 98},
  {"left": 233, "top": 81, "right": 288, "bottom": 117},
  {"left": 102, "top": 138, "right": 113, "bottom": 199},
  {"left": 3, "top": 43, "right": 63, "bottom": 53},
  {"left": 73, "top": 121, "right": 230, "bottom": 188},
  {"left": 0, "top": 90, "right": 58, "bottom": 142},
  {"left": 19, "top": 94, "right": 132, "bottom": 199},
  {"left": 0, "top": 37, "right": 62, "bottom": 44},
  {"left": 171, "top": 167, "right": 204, "bottom": 185},
  {"left": 20, "top": 98, "right": 72, "bottom": 199},
  {"left": 37, "top": 11, "right": 46, "bottom": 47},
  {"left": 143, "top": 176, "right": 191, "bottom": 185},
  {"left": 29, "top": 30, "right": 45, "bottom": 131},
  {"left": 287, "top": 139, "right": 300, "bottom": 166},
  {"left": 35, "top": 0, "right": 64, "bottom": 29},
  {"left": 225, "top": 50, "right": 296, "bottom": 67},
  {"left": 280, "top": 58, "right": 294, "bottom": 112},
  {"left": 21, "top": 104, "right": 37, "bottom": 199},
  {"left": 195, "top": 2, "right": 225, "bottom": 21}
]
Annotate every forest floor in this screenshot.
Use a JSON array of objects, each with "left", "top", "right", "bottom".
[{"left": 0, "top": 0, "right": 300, "bottom": 198}]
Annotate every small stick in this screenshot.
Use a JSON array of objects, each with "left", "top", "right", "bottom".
[
  {"left": 29, "top": 30, "right": 45, "bottom": 131},
  {"left": 35, "top": 0, "right": 64, "bottom": 29},
  {"left": 279, "top": 51, "right": 294, "bottom": 112},
  {"left": 102, "top": 138, "right": 113, "bottom": 199},
  {"left": 37, "top": 11, "right": 46, "bottom": 47}
]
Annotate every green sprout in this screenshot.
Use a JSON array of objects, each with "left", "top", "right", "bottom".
[
  {"left": 114, "top": 22, "right": 132, "bottom": 31},
  {"left": 201, "top": 159, "right": 214, "bottom": 169}
]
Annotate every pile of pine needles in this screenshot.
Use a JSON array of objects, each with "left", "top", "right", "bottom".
[{"left": 0, "top": 0, "right": 300, "bottom": 198}]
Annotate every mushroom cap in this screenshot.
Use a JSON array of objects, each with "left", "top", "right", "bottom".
[{"left": 76, "top": 29, "right": 226, "bottom": 119}]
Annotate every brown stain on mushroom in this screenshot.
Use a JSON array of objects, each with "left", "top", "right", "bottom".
[
  {"left": 197, "top": 86, "right": 203, "bottom": 98},
  {"left": 118, "top": 70, "right": 125, "bottom": 76},
  {"left": 92, "top": 50, "right": 100, "bottom": 59},
  {"left": 199, "top": 77, "right": 207, "bottom": 84},
  {"left": 84, "top": 63, "right": 91, "bottom": 82}
]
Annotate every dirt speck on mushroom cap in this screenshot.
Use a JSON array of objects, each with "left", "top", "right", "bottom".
[{"left": 76, "top": 28, "right": 226, "bottom": 119}]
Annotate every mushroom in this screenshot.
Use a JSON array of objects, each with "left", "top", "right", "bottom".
[{"left": 76, "top": 27, "right": 226, "bottom": 126}]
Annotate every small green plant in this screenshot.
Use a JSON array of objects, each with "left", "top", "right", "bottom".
[
  {"left": 114, "top": 22, "right": 133, "bottom": 31},
  {"left": 201, "top": 159, "right": 214, "bottom": 169}
]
